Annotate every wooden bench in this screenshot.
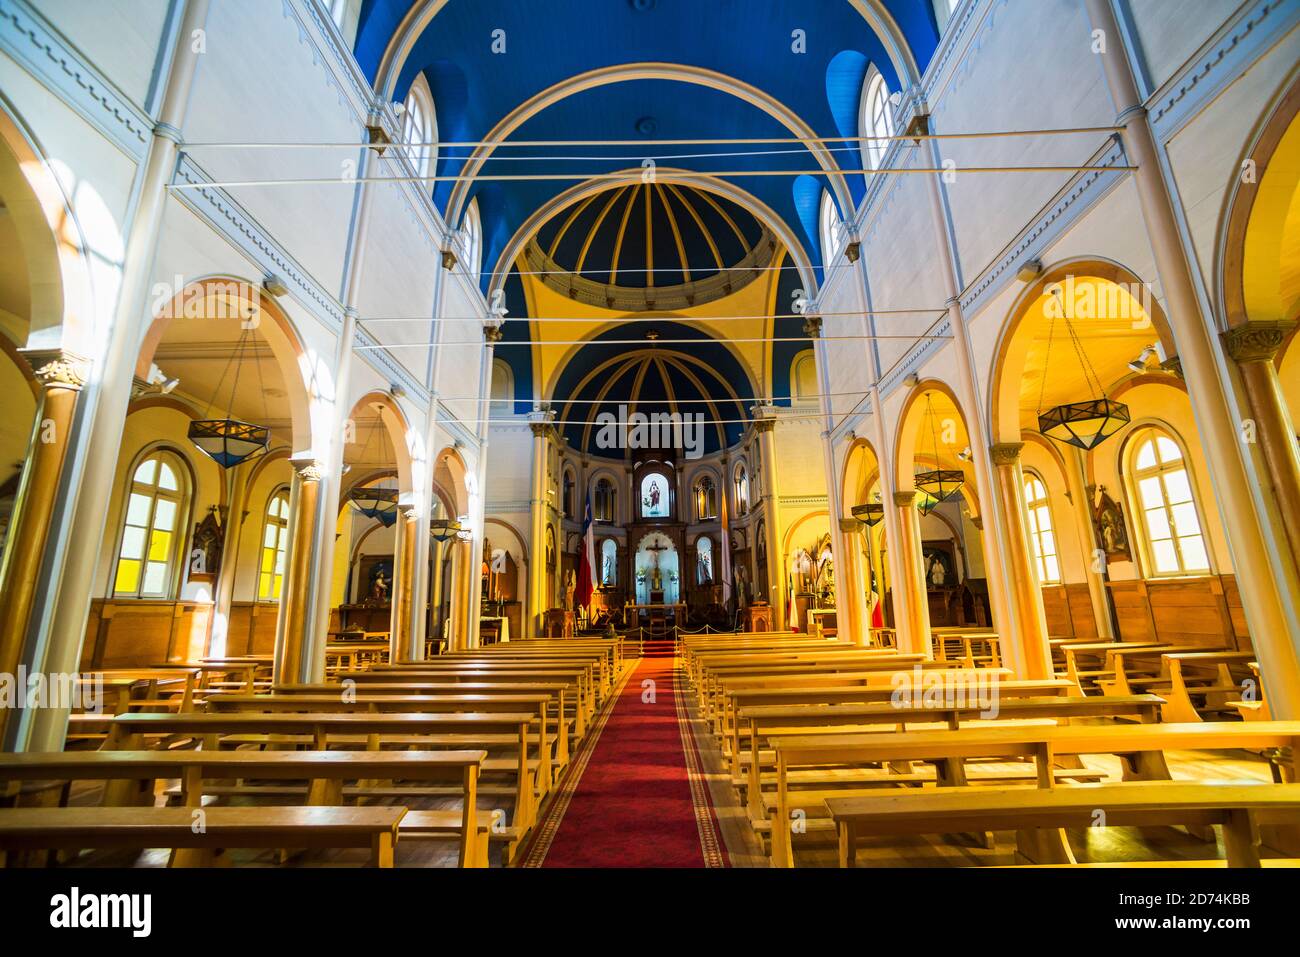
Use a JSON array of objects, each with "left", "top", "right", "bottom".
[
  {"left": 828, "top": 782, "right": 1300, "bottom": 868},
  {"left": 100, "top": 711, "right": 540, "bottom": 835},
  {"left": 739, "top": 694, "right": 1164, "bottom": 824},
  {"left": 0, "top": 749, "right": 487, "bottom": 866},
  {"left": 0, "top": 805, "right": 406, "bottom": 867},
  {"left": 209, "top": 692, "right": 565, "bottom": 787},
  {"left": 768, "top": 721, "right": 1300, "bottom": 867}
]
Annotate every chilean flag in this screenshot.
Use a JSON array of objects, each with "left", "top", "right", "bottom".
[
  {"left": 869, "top": 566, "right": 885, "bottom": 629},
  {"left": 575, "top": 491, "right": 595, "bottom": 612}
]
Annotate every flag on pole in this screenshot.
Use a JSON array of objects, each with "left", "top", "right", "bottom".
[
  {"left": 575, "top": 491, "right": 595, "bottom": 612},
  {"left": 868, "top": 566, "right": 884, "bottom": 629},
  {"left": 787, "top": 571, "right": 799, "bottom": 632}
]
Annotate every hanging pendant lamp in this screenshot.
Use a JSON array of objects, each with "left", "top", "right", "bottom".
[
  {"left": 348, "top": 485, "right": 399, "bottom": 527},
  {"left": 346, "top": 406, "right": 400, "bottom": 526},
  {"left": 1035, "top": 286, "right": 1129, "bottom": 449},
  {"left": 850, "top": 503, "right": 884, "bottom": 527},
  {"left": 188, "top": 321, "right": 272, "bottom": 468},
  {"left": 912, "top": 393, "right": 963, "bottom": 511}
]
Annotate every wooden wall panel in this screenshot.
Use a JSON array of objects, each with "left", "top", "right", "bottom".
[
  {"left": 1041, "top": 586, "right": 1073, "bottom": 636},
  {"left": 1065, "top": 584, "right": 1099, "bottom": 639},
  {"left": 1105, "top": 575, "right": 1243, "bottom": 649}
]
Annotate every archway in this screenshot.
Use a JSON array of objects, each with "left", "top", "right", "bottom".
[
  {"left": 89, "top": 278, "right": 314, "bottom": 666},
  {"left": 894, "top": 381, "right": 992, "bottom": 637}
]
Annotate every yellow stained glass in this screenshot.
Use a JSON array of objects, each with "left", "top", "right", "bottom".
[{"left": 115, "top": 559, "right": 141, "bottom": 594}]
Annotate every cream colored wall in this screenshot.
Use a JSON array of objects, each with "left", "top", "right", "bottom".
[{"left": 35, "top": 0, "right": 171, "bottom": 108}]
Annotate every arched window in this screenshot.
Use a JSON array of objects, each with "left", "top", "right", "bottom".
[
  {"left": 563, "top": 468, "right": 576, "bottom": 520},
  {"left": 600, "top": 538, "right": 617, "bottom": 585},
  {"left": 696, "top": 535, "right": 714, "bottom": 584},
  {"left": 490, "top": 357, "right": 514, "bottom": 412},
  {"left": 734, "top": 464, "right": 750, "bottom": 516},
  {"left": 463, "top": 197, "right": 483, "bottom": 281},
  {"left": 258, "top": 489, "right": 292, "bottom": 601},
  {"left": 932, "top": 0, "right": 960, "bottom": 31},
  {"left": 819, "top": 190, "right": 842, "bottom": 262},
  {"left": 694, "top": 474, "right": 718, "bottom": 521},
  {"left": 1128, "top": 429, "right": 1210, "bottom": 576},
  {"left": 402, "top": 75, "right": 435, "bottom": 180},
  {"left": 791, "top": 351, "right": 818, "bottom": 403},
  {"left": 113, "top": 450, "right": 190, "bottom": 598},
  {"left": 1022, "top": 472, "right": 1060, "bottom": 585},
  {"left": 860, "top": 70, "right": 894, "bottom": 171},
  {"left": 593, "top": 477, "right": 616, "bottom": 523}
]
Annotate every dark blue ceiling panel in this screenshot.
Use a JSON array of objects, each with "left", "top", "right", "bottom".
[{"left": 355, "top": 1, "right": 939, "bottom": 282}]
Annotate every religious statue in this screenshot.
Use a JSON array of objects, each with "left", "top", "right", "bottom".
[
  {"left": 369, "top": 567, "right": 390, "bottom": 604},
  {"left": 190, "top": 507, "right": 225, "bottom": 578},
  {"left": 563, "top": 569, "right": 576, "bottom": 611},
  {"left": 697, "top": 550, "right": 713, "bottom": 584},
  {"left": 735, "top": 565, "right": 749, "bottom": 609},
  {"left": 603, "top": 551, "right": 615, "bottom": 586},
  {"left": 927, "top": 556, "right": 946, "bottom": 587},
  {"left": 643, "top": 479, "right": 662, "bottom": 511}
]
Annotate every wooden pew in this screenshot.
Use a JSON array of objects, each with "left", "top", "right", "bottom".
[
  {"left": 721, "top": 678, "right": 1075, "bottom": 750},
  {"left": 0, "top": 749, "right": 487, "bottom": 866},
  {"left": 340, "top": 667, "right": 595, "bottom": 735},
  {"left": 269, "top": 680, "right": 582, "bottom": 744},
  {"left": 210, "top": 692, "right": 564, "bottom": 787},
  {"left": 740, "top": 694, "right": 1164, "bottom": 825},
  {"left": 0, "top": 805, "right": 406, "bottom": 867},
  {"left": 101, "top": 711, "right": 540, "bottom": 835},
  {"left": 828, "top": 783, "right": 1300, "bottom": 868},
  {"left": 768, "top": 721, "right": 1300, "bottom": 866}
]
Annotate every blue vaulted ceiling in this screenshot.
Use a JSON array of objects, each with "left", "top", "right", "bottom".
[
  {"left": 354, "top": 1, "right": 940, "bottom": 283},
  {"left": 353, "top": 2, "right": 940, "bottom": 453}
]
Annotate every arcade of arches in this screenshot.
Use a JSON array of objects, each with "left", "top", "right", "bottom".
[{"left": 0, "top": 0, "right": 1298, "bottom": 873}]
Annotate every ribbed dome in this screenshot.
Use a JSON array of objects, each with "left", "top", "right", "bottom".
[
  {"left": 527, "top": 184, "right": 775, "bottom": 311},
  {"left": 552, "top": 323, "right": 756, "bottom": 456}
]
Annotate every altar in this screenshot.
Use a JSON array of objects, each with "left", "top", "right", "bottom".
[{"left": 623, "top": 602, "right": 687, "bottom": 627}]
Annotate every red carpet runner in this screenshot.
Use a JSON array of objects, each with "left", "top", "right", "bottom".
[{"left": 522, "top": 654, "right": 729, "bottom": 867}]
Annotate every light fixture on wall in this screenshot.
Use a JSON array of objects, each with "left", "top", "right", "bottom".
[
  {"left": 956, "top": 446, "right": 972, "bottom": 462},
  {"left": 188, "top": 324, "right": 271, "bottom": 468},
  {"left": 1035, "top": 294, "right": 1130, "bottom": 450},
  {"left": 913, "top": 392, "right": 963, "bottom": 513},
  {"left": 1127, "top": 344, "right": 1157, "bottom": 373}
]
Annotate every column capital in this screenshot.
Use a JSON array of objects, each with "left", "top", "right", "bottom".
[
  {"left": 801, "top": 315, "right": 822, "bottom": 339},
  {"left": 989, "top": 442, "right": 1024, "bottom": 467},
  {"left": 291, "top": 457, "right": 326, "bottom": 482},
  {"left": 1221, "top": 319, "right": 1295, "bottom": 363},
  {"left": 483, "top": 324, "right": 504, "bottom": 344},
  {"left": 892, "top": 490, "right": 917, "bottom": 507},
  {"left": 441, "top": 249, "right": 458, "bottom": 271},
  {"left": 24, "top": 350, "right": 91, "bottom": 391}
]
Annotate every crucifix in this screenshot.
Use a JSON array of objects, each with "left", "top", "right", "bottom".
[{"left": 646, "top": 536, "right": 669, "bottom": 592}]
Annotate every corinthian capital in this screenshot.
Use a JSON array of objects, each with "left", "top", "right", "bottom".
[
  {"left": 25, "top": 350, "right": 90, "bottom": 391},
  {"left": 1221, "top": 319, "right": 1295, "bottom": 363}
]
